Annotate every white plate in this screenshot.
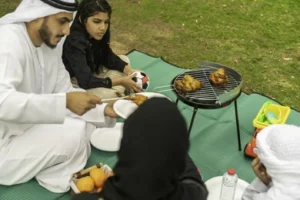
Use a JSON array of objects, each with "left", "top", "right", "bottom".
[
  {"left": 113, "top": 92, "right": 172, "bottom": 119},
  {"left": 205, "top": 176, "right": 249, "bottom": 200},
  {"left": 90, "top": 123, "right": 124, "bottom": 152}
]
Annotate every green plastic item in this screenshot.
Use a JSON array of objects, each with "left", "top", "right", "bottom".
[
  {"left": 257, "top": 101, "right": 274, "bottom": 123},
  {"left": 258, "top": 114, "right": 267, "bottom": 122}
]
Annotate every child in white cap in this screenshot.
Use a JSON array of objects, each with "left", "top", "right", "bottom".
[{"left": 242, "top": 124, "right": 300, "bottom": 200}]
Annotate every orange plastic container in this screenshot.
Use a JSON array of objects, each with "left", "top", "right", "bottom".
[
  {"left": 244, "top": 128, "right": 262, "bottom": 158},
  {"left": 253, "top": 101, "right": 291, "bottom": 129}
]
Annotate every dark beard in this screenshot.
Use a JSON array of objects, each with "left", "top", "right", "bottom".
[
  {"left": 39, "top": 18, "right": 64, "bottom": 49},
  {"left": 39, "top": 19, "right": 56, "bottom": 49}
]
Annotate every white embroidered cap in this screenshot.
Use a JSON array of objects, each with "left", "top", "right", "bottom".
[
  {"left": 257, "top": 124, "right": 300, "bottom": 162},
  {"left": 256, "top": 124, "right": 300, "bottom": 199}
]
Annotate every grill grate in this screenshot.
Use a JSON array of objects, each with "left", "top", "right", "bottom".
[{"left": 172, "top": 65, "right": 242, "bottom": 105}]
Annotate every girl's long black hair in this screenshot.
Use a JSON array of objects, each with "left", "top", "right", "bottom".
[
  {"left": 74, "top": 0, "right": 112, "bottom": 45},
  {"left": 71, "top": 0, "right": 113, "bottom": 72}
]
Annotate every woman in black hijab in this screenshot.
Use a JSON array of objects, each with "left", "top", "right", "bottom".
[{"left": 71, "top": 97, "right": 208, "bottom": 200}]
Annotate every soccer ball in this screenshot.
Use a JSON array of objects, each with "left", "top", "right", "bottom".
[{"left": 131, "top": 71, "right": 150, "bottom": 91}]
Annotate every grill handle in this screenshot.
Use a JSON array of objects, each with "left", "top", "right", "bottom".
[{"left": 153, "top": 85, "right": 174, "bottom": 93}]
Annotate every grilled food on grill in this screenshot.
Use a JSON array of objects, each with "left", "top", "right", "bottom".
[
  {"left": 125, "top": 94, "right": 148, "bottom": 106},
  {"left": 175, "top": 75, "right": 203, "bottom": 93},
  {"left": 209, "top": 68, "right": 228, "bottom": 86}
]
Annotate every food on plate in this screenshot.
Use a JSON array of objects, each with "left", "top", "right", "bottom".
[
  {"left": 125, "top": 94, "right": 148, "bottom": 106},
  {"left": 209, "top": 68, "right": 228, "bottom": 86},
  {"left": 175, "top": 74, "right": 203, "bottom": 93},
  {"left": 76, "top": 176, "right": 95, "bottom": 192},
  {"left": 90, "top": 168, "right": 106, "bottom": 188}
]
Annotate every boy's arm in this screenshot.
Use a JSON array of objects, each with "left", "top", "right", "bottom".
[{"left": 242, "top": 178, "right": 272, "bottom": 200}]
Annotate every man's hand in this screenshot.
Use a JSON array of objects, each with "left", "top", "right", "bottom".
[
  {"left": 66, "top": 92, "right": 102, "bottom": 116},
  {"left": 252, "top": 158, "right": 271, "bottom": 186},
  {"left": 104, "top": 100, "right": 119, "bottom": 118}
]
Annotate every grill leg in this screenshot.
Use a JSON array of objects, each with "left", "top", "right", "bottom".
[
  {"left": 175, "top": 98, "right": 179, "bottom": 105},
  {"left": 234, "top": 100, "right": 242, "bottom": 151},
  {"left": 188, "top": 108, "right": 198, "bottom": 135}
]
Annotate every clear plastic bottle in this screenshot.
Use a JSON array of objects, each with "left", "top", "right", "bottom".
[{"left": 219, "top": 168, "right": 238, "bottom": 200}]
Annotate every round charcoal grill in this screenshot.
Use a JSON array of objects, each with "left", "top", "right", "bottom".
[{"left": 171, "top": 62, "right": 243, "bottom": 150}]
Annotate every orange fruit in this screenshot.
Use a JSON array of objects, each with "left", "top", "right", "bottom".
[
  {"left": 90, "top": 168, "right": 106, "bottom": 188},
  {"left": 76, "top": 176, "right": 95, "bottom": 192}
]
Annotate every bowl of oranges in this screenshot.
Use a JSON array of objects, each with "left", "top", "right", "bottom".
[{"left": 70, "top": 162, "right": 114, "bottom": 194}]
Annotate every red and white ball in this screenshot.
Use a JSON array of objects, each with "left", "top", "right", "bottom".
[{"left": 131, "top": 71, "right": 150, "bottom": 91}]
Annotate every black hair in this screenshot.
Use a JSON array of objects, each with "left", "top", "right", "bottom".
[
  {"left": 76, "top": 0, "right": 112, "bottom": 43},
  {"left": 78, "top": 0, "right": 112, "bottom": 23}
]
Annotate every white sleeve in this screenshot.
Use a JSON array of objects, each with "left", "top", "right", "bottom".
[
  {"left": 0, "top": 48, "right": 66, "bottom": 124},
  {"left": 53, "top": 52, "right": 115, "bottom": 127},
  {"left": 242, "top": 178, "right": 273, "bottom": 200}
]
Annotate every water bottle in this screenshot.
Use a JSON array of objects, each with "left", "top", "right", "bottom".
[{"left": 219, "top": 168, "right": 238, "bottom": 200}]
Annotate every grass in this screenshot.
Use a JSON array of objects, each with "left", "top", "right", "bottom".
[
  {"left": 109, "top": 0, "right": 300, "bottom": 110},
  {"left": 1, "top": 0, "right": 299, "bottom": 110}
]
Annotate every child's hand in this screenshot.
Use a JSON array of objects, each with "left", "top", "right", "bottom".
[
  {"left": 252, "top": 158, "right": 272, "bottom": 186},
  {"left": 121, "top": 74, "right": 143, "bottom": 92}
]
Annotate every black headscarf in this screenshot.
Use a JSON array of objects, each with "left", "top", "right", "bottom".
[
  {"left": 71, "top": 192, "right": 99, "bottom": 200},
  {"left": 100, "top": 97, "right": 190, "bottom": 200}
]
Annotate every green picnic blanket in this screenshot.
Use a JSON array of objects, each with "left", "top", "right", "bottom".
[{"left": 1, "top": 50, "right": 299, "bottom": 200}]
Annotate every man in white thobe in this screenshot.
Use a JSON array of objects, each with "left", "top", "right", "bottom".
[{"left": 0, "top": 0, "right": 119, "bottom": 193}]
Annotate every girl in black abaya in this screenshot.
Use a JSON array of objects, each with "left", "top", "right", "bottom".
[{"left": 71, "top": 98, "right": 208, "bottom": 200}]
